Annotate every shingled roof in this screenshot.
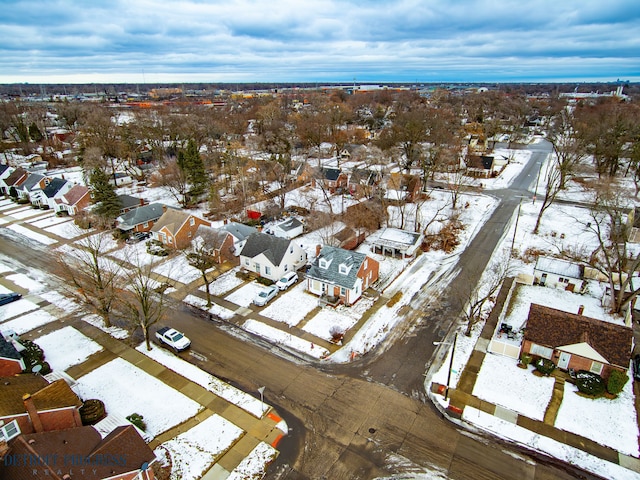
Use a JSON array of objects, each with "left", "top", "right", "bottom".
[
  {"left": 0, "top": 336, "right": 22, "bottom": 361},
  {"left": 3, "top": 425, "right": 155, "bottom": 480},
  {"left": 524, "top": 304, "right": 633, "bottom": 368},
  {"left": 0, "top": 376, "right": 82, "bottom": 417},
  {"left": 240, "top": 232, "right": 291, "bottom": 265},
  {"left": 307, "top": 245, "right": 367, "bottom": 289},
  {"left": 117, "top": 202, "right": 169, "bottom": 230}
]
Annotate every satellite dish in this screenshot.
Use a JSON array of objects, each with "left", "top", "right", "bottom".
[
  {"left": 140, "top": 462, "right": 149, "bottom": 471},
  {"left": 32, "top": 365, "right": 42, "bottom": 374}
]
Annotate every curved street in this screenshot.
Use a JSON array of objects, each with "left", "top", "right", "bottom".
[{"left": 0, "top": 140, "right": 603, "bottom": 479}]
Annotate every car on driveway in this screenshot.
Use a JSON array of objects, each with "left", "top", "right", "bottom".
[
  {"left": 155, "top": 327, "right": 191, "bottom": 351},
  {"left": 253, "top": 285, "right": 278, "bottom": 306},
  {"left": 0, "top": 292, "right": 22, "bottom": 306},
  {"left": 126, "top": 232, "right": 151, "bottom": 244},
  {"left": 275, "top": 271, "right": 298, "bottom": 290}
]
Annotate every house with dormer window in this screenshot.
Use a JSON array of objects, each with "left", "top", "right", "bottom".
[{"left": 306, "top": 245, "right": 379, "bottom": 306}]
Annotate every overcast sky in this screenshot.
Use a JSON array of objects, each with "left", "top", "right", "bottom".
[{"left": 1, "top": 0, "right": 638, "bottom": 84}]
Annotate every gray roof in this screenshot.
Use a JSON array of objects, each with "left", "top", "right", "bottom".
[
  {"left": 240, "top": 232, "right": 291, "bottom": 265},
  {"left": 117, "top": 194, "right": 144, "bottom": 210},
  {"left": 16, "top": 173, "right": 44, "bottom": 192},
  {"left": 220, "top": 222, "right": 257, "bottom": 242},
  {"left": 195, "top": 225, "right": 233, "bottom": 250},
  {"left": 307, "top": 245, "right": 367, "bottom": 289},
  {"left": 0, "top": 336, "right": 21, "bottom": 361},
  {"left": 275, "top": 217, "right": 303, "bottom": 232},
  {"left": 117, "top": 203, "right": 169, "bottom": 230},
  {"left": 41, "top": 177, "right": 67, "bottom": 198}
]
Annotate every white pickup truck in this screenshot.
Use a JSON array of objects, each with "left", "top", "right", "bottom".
[{"left": 155, "top": 327, "right": 191, "bottom": 351}]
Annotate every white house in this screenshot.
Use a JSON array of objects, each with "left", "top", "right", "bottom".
[
  {"left": 534, "top": 256, "right": 584, "bottom": 292},
  {"left": 269, "top": 217, "right": 303, "bottom": 240},
  {"left": 239, "top": 232, "right": 307, "bottom": 282}
]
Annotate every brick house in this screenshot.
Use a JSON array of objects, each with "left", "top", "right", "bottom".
[
  {"left": 14, "top": 173, "right": 48, "bottom": 203},
  {"left": 520, "top": 304, "right": 633, "bottom": 380},
  {"left": 2, "top": 167, "right": 29, "bottom": 197},
  {"left": 1, "top": 425, "right": 156, "bottom": 480},
  {"left": 53, "top": 184, "right": 91, "bottom": 216},
  {"left": 387, "top": 173, "right": 422, "bottom": 203},
  {"left": 117, "top": 203, "right": 170, "bottom": 233},
  {"left": 239, "top": 232, "right": 307, "bottom": 282},
  {"left": 150, "top": 208, "right": 211, "bottom": 249},
  {"left": 312, "top": 167, "right": 348, "bottom": 194},
  {"left": 0, "top": 375, "right": 83, "bottom": 437},
  {"left": 193, "top": 225, "right": 238, "bottom": 265},
  {"left": 0, "top": 336, "right": 25, "bottom": 376},
  {"left": 306, "top": 245, "right": 379, "bottom": 306}
]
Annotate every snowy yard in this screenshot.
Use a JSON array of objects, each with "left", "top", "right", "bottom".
[
  {"left": 73, "top": 357, "right": 202, "bottom": 437},
  {"left": 184, "top": 294, "right": 236, "bottom": 320},
  {"left": 0, "top": 298, "right": 39, "bottom": 321},
  {"left": 205, "top": 268, "right": 244, "bottom": 295},
  {"left": 0, "top": 309, "right": 57, "bottom": 335},
  {"left": 156, "top": 414, "right": 243, "bottom": 480},
  {"left": 153, "top": 254, "right": 202, "bottom": 285},
  {"left": 262, "top": 283, "right": 318, "bottom": 327},
  {"left": 243, "top": 319, "right": 329, "bottom": 359},
  {"left": 302, "top": 308, "right": 359, "bottom": 342},
  {"left": 6, "top": 224, "right": 56, "bottom": 244},
  {"left": 472, "top": 353, "right": 555, "bottom": 421},
  {"left": 34, "top": 326, "right": 103, "bottom": 372},
  {"left": 225, "top": 282, "right": 265, "bottom": 308}
]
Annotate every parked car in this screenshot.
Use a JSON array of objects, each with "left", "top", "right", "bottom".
[
  {"left": 633, "top": 355, "right": 640, "bottom": 382},
  {"left": 0, "top": 292, "right": 22, "bottom": 306},
  {"left": 126, "top": 232, "right": 151, "bottom": 244},
  {"left": 275, "top": 271, "right": 298, "bottom": 290},
  {"left": 155, "top": 327, "right": 191, "bottom": 351},
  {"left": 253, "top": 285, "right": 278, "bottom": 306}
]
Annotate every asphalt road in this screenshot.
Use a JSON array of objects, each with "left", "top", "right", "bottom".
[{"left": 0, "top": 140, "right": 603, "bottom": 479}]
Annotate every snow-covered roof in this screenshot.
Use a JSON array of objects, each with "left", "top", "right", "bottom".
[
  {"left": 534, "top": 256, "right": 582, "bottom": 279},
  {"left": 373, "top": 227, "right": 423, "bottom": 253}
]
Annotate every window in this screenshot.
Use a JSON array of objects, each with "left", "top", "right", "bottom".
[
  {"left": 189, "top": 217, "right": 195, "bottom": 226},
  {"left": 530, "top": 344, "right": 553, "bottom": 359},
  {"left": 340, "top": 287, "right": 346, "bottom": 296},
  {"left": 265, "top": 266, "right": 271, "bottom": 275},
  {"left": 0, "top": 420, "right": 20, "bottom": 441},
  {"left": 284, "top": 264, "right": 288, "bottom": 271},
  {"left": 590, "top": 361, "right": 603, "bottom": 375},
  {"left": 290, "top": 246, "right": 293, "bottom": 253},
  {"left": 364, "top": 259, "right": 368, "bottom": 269},
  {"left": 143, "top": 222, "right": 149, "bottom": 228},
  {"left": 245, "top": 259, "right": 250, "bottom": 266},
  {"left": 339, "top": 264, "right": 351, "bottom": 275},
  {"left": 188, "top": 231, "right": 192, "bottom": 238},
  {"left": 254, "top": 264, "right": 261, "bottom": 274},
  {"left": 319, "top": 258, "right": 329, "bottom": 269}
]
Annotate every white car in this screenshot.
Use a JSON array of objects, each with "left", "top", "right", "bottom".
[
  {"left": 155, "top": 327, "right": 191, "bottom": 351},
  {"left": 275, "top": 271, "right": 298, "bottom": 290},
  {"left": 253, "top": 285, "right": 279, "bottom": 306}
]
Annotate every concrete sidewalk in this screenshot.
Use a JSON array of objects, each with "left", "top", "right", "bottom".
[{"left": 429, "top": 277, "right": 640, "bottom": 476}]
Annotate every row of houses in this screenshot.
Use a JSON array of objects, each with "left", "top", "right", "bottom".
[{"left": 0, "top": 165, "right": 91, "bottom": 215}]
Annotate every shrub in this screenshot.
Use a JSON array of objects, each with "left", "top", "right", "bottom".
[
  {"left": 256, "top": 276, "right": 273, "bottom": 286},
  {"left": 80, "top": 399, "right": 106, "bottom": 425},
  {"left": 534, "top": 357, "right": 556, "bottom": 376},
  {"left": 329, "top": 326, "right": 345, "bottom": 344},
  {"left": 519, "top": 353, "right": 532, "bottom": 366},
  {"left": 575, "top": 371, "right": 606, "bottom": 396},
  {"left": 606, "top": 369, "right": 629, "bottom": 395},
  {"left": 20, "top": 340, "right": 45, "bottom": 372},
  {"left": 127, "top": 413, "right": 147, "bottom": 431}
]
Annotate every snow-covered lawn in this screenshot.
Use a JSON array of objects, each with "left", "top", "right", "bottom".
[
  {"left": 6, "top": 224, "right": 57, "bottom": 245},
  {"left": 136, "top": 343, "right": 268, "bottom": 418},
  {"left": 5, "top": 272, "right": 45, "bottom": 293},
  {"left": 73, "top": 357, "right": 202, "bottom": 437},
  {"left": 0, "top": 309, "right": 57, "bottom": 335},
  {"left": 261, "top": 284, "right": 318, "bottom": 327},
  {"left": 39, "top": 291, "right": 81, "bottom": 314},
  {"left": 108, "top": 241, "right": 157, "bottom": 266},
  {"left": 555, "top": 375, "right": 639, "bottom": 457},
  {"left": 43, "top": 220, "right": 87, "bottom": 239},
  {"left": 302, "top": 308, "right": 359, "bottom": 342},
  {"left": 225, "top": 282, "right": 265, "bottom": 308},
  {"left": 29, "top": 214, "right": 76, "bottom": 229},
  {"left": 157, "top": 414, "right": 243, "bottom": 480},
  {"left": 243, "top": 319, "right": 329, "bottom": 359},
  {"left": 227, "top": 442, "right": 278, "bottom": 480},
  {"left": 472, "top": 353, "right": 555, "bottom": 421},
  {"left": 7, "top": 207, "right": 49, "bottom": 220},
  {"left": 0, "top": 298, "right": 39, "bottom": 321},
  {"left": 205, "top": 269, "right": 244, "bottom": 296},
  {"left": 33, "top": 326, "right": 103, "bottom": 372},
  {"left": 183, "top": 294, "right": 236, "bottom": 320},
  {"left": 82, "top": 313, "right": 129, "bottom": 339},
  {"left": 153, "top": 254, "right": 202, "bottom": 285},
  {"left": 503, "top": 283, "right": 623, "bottom": 332}
]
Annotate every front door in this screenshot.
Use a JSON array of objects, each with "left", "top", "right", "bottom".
[
  {"left": 558, "top": 352, "right": 571, "bottom": 369},
  {"left": 540, "top": 273, "right": 547, "bottom": 286}
]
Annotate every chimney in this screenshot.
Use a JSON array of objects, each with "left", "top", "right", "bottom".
[
  {"left": 23, "top": 394, "right": 44, "bottom": 433},
  {"left": 316, "top": 245, "right": 322, "bottom": 257},
  {"left": 162, "top": 204, "right": 167, "bottom": 213},
  {"left": 139, "top": 197, "right": 144, "bottom": 206},
  {"left": 578, "top": 305, "right": 585, "bottom": 315}
]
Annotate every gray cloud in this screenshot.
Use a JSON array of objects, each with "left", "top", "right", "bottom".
[{"left": 0, "top": 0, "right": 637, "bottom": 83}]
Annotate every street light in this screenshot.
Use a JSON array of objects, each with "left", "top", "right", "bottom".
[
  {"left": 434, "top": 332, "right": 457, "bottom": 401},
  {"left": 258, "top": 386, "right": 265, "bottom": 416}
]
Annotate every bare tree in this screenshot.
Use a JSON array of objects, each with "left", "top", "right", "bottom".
[
  {"left": 185, "top": 233, "right": 219, "bottom": 308},
  {"left": 55, "top": 231, "right": 122, "bottom": 327},
  {"left": 123, "top": 258, "right": 168, "bottom": 351},
  {"left": 533, "top": 154, "right": 563, "bottom": 234}
]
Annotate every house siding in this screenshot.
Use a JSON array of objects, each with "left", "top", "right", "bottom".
[{"left": 0, "top": 358, "right": 24, "bottom": 376}]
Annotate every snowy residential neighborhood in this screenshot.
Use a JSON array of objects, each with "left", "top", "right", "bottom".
[{"left": 0, "top": 86, "right": 639, "bottom": 480}]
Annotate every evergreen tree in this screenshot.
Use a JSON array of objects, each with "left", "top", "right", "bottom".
[
  {"left": 28, "top": 122, "right": 43, "bottom": 142},
  {"left": 89, "top": 168, "right": 122, "bottom": 221},
  {"left": 178, "top": 139, "right": 208, "bottom": 200}
]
